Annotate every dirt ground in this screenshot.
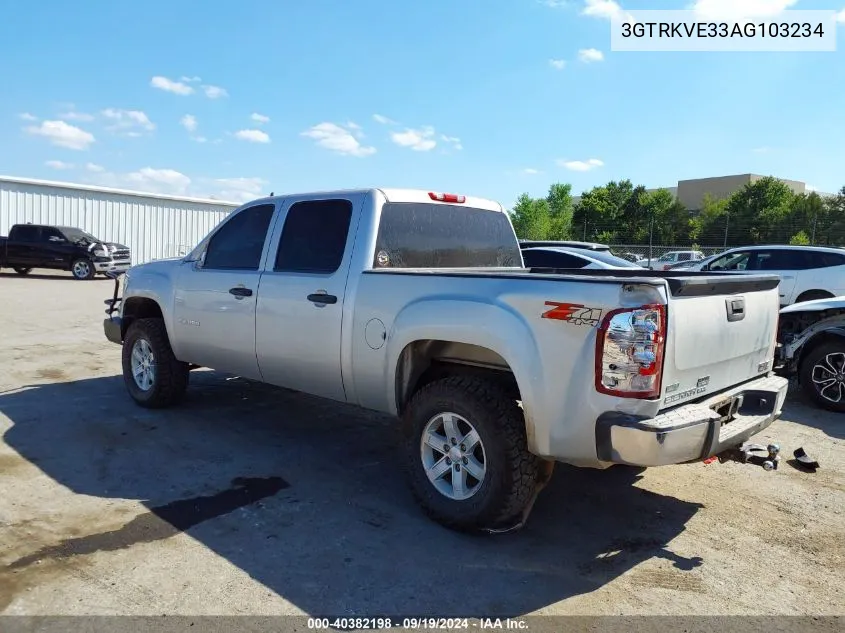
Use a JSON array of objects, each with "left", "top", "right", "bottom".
[{"left": 0, "top": 270, "right": 843, "bottom": 618}]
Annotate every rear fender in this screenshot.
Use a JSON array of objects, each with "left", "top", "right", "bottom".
[{"left": 386, "top": 299, "right": 544, "bottom": 453}]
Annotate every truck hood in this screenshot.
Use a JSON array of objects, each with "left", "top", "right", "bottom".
[
  {"left": 780, "top": 296, "right": 845, "bottom": 314},
  {"left": 86, "top": 241, "right": 130, "bottom": 253}
]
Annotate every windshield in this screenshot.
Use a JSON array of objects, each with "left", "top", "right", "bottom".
[{"left": 59, "top": 227, "right": 100, "bottom": 244}]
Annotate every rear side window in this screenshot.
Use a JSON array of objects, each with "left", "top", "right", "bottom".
[
  {"left": 374, "top": 203, "right": 521, "bottom": 268},
  {"left": 203, "top": 204, "right": 275, "bottom": 270},
  {"left": 275, "top": 199, "right": 353, "bottom": 273},
  {"left": 11, "top": 225, "right": 40, "bottom": 242},
  {"left": 809, "top": 251, "right": 845, "bottom": 268},
  {"left": 753, "top": 250, "right": 813, "bottom": 271},
  {"left": 522, "top": 249, "right": 589, "bottom": 269}
]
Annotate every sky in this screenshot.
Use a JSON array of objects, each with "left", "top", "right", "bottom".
[{"left": 1, "top": 0, "right": 844, "bottom": 208}]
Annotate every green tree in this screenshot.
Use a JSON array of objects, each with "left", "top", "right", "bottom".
[
  {"left": 545, "top": 183, "right": 574, "bottom": 240},
  {"left": 690, "top": 193, "right": 729, "bottom": 245},
  {"left": 789, "top": 230, "right": 811, "bottom": 245},
  {"left": 509, "top": 193, "right": 551, "bottom": 240},
  {"left": 572, "top": 180, "right": 635, "bottom": 242},
  {"left": 723, "top": 176, "right": 795, "bottom": 244}
]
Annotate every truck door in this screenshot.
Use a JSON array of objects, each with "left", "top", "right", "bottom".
[
  {"left": 38, "top": 226, "right": 73, "bottom": 268},
  {"left": 6, "top": 225, "right": 41, "bottom": 267},
  {"left": 172, "top": 202, "right": 277, "bottom": 379},
  {"left": 255, "top": 195, "right": 361, "bottom": 402}
]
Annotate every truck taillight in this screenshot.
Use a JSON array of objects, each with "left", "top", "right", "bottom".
[{"left": 595, "top": 304, "right": 666, "bottom": 399}]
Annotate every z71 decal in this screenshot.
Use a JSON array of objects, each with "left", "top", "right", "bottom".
[{"left": 541, "top": 302, "right": 603, "bottom": 326}]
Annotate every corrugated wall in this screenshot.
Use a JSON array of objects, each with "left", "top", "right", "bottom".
[{"left": 0, "top": 178, "right": 239, "bottom": 265}]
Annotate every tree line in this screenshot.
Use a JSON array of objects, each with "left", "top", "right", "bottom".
[{"left": 509, "top": 177, "right": 845, "bottom": 247}]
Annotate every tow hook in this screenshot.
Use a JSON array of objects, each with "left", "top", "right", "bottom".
[{"left": 717, "top": 443, "right": 781, "bottom": 470}]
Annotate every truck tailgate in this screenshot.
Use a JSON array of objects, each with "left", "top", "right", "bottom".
[{"left": 660, "top": 274, "right": 781, "bottom": 408}]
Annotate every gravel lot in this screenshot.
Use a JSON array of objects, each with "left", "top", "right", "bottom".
[{"left": 0, "top": 270, "right": 843, "bottom": 618}]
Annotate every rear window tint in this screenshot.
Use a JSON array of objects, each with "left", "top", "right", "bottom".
[{"left": 374, "top": 202, "right": 521, "bottom": 268}]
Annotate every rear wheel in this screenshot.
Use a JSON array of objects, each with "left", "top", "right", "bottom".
[
  {"left": 402, "top": 376, "right": 541, "bottom": 532},
  {"left": 122, "top": 318, "right": 189, "bottom": 408},
  {"left": 71, "top": 258, "right": 95, "bottom": 280},
  {"left": 799, "top": 340, "right": 845, "bottom": 413},
  {"left": 13, "top": 267, "right": 32, "bottom": 275}
]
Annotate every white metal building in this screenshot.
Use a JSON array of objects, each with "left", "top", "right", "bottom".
[{"left": 0, "top": 175, "right": 240, "bottom": 265}]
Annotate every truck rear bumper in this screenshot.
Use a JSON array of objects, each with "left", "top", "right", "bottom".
[
  {"left": 104, "top": 317, "right": 123, "bottom": 345},
  {"left": 595, "top": 374, "right": 789, "bottom": 467}
]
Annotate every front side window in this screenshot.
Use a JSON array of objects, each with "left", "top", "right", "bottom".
[
  {"left": 374, "top": 203, "right": 521, "bottom": 268},
  {"left": 274, "top": 199, "right": 353, "bottom": 273},
  {"left": 709, "top": 251, "right": 751, "bottom": 271},
  {"left": 202, "top": 204, "right": 275, "bottom": 270}
]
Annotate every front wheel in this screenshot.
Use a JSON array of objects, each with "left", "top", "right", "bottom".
[
  {"left": 122, "top": 318, "right": 189, "bottom": 408},
  {"left": 799, "top": 340, "right": 845, "bottom": 413},
  {"left": 402, "top": 376, "right": 541, "bottom": 532},
  {"left": 71, "top": 258, "right": 95, "bottom": 280},
  {"left": 13, "top": 267, "right": 33, "bottom": 275}
]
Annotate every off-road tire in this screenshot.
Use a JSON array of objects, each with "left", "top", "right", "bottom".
[
  {"left": 13, "top": 267, "right": 32, "bottom": 275},
  {"left": 122, "top": 318, "right": 189, "bottom": 408},
  {"left": 799, "top": 340, "right": 845, "bottom": 413},
  {"left": 70, "top": 258, "right": 95, "bottom": 280},
  {"left": 402, "top": 376, "right": 541, "bottom": 532}
]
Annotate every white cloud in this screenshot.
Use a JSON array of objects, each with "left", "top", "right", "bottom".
[
  {"left": 558, "top": 158, "right": 604, "bottom": 171},
  {"left": 151, "top": 76, "right": 194, "bottom": 95},
  {"left": 213, "top": 177, "right": 269, "bottom": 203},
  {"left": 251, "top": 113, "right": 270, "bottom": 124},
  {"left": 692, "top": 0, "right": 797, "bottom": 20},
  {"left": 180, "top": 76, "right": 202, "bottom": 83},
  {"left": 125, "top": 167, "right": 191, "bottom": 195},
  {"left": 101, "top": 108, "right": 155, "bottom": 135},
  {"left": 582, "top": 0, "right": 623, "bottom": 20},
  {"left": 391, "top": 126, "right": 437, "bottom": 152},
  {"left": 806, "top": 184, "right": 819, "bottom": 192},
  {"left": 203, "top": 85, "right": 228, "bottom": 99},
  {"left": 45, "top": 160, "right": 74, "bottom": 170},
  {"left": 61, "top": 111, "right": 94, "bottom": 122},
  {"left": 19, "top": 112, "right": 38, "bottom": 121},
  {"left": 86, "top": 163, "right": 105, "bottom": 172},
  {"left": 440, "top": 134, "right": 463, "bottom": 151},
  {"left": 25, "top": 120, "right": 95, "bottom": 150},
  {"left": 540, "top": 0, "right": 569, "bottom": 7},
  {"left": 836, "top": 8, "right": 845, "bottom": 23},
  {"left": 522, "top": 168, "right": 542, "bottom": 175},
  {"left": 373, "top": 113, "right": 397, "bottom": 125},
  {"left": 301, "top": 122, "right": 376, "bottom": 157},
  {"left": 180, "top": 114, "right": 198, "bottom": 132},
  {"left": 578, "top": 48, "right": 604, "bottom": 63},
  {"left": 549, "top": 59, "right": 567, "bottom": 70},
  {"left": 234, "top": 129, "right": 270, "bottom": 144}
]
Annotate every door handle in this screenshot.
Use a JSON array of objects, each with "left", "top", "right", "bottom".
[
  {"left": 229, "top": 287, "right": 253, "bottom": 297},
  {"left": 307, "top": 293, "right": 337, "bottom": 305}
]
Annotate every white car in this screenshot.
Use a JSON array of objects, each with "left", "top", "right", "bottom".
[
  {"left": 520, "top": 246, "right": 642, "bottom": 269},
  {"left": 689, "top": 245, "right": 845, "bottom": 306},
  {"left": 637, "top": 250, "right": 706, "bottom": 270}
]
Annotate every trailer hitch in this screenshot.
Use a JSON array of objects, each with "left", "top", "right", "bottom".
[{"left": 718, "top": 442, "right": 781, "bottom": 471}]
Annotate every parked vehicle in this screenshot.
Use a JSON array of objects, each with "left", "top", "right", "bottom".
[
  {"left": 637, "top": 250, "right": 706, "bottom": 270},
  {"left": 519, "top": 240, "right": 611, "bottom": 252},
  {"left": 521, "top": 246, "right": 641, "bottom": 269},
  {"left": 101, "top": 188, "right": 788, "bottom": 532},
  {"left": 0, "top": 223, "right": 131, "bottom": 279},
  {"left": 776, "top": 296, "right": 845, "bottom": 412},
  {"left": 688, "top": 245, "right": 845, "bottom": 306}
]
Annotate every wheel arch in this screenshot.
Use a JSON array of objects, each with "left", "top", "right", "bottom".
[
  {"left": 798, "top": 327, "right": 845, "bottom": 374},
  {"left": 121, "top": 296, "right": 164, "bottom": 339}
]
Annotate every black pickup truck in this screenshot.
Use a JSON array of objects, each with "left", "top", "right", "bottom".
[{"left": 0, "top": 223, "right": 131, "bottom": 280}]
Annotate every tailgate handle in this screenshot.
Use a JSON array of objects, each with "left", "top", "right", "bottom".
[{"left": 726, "top": 297, "right": 745, "bottom": 322}]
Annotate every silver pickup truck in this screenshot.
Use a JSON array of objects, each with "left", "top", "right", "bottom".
[{"left": 102, "top": 188, "right": 788, "bottom": 531}]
